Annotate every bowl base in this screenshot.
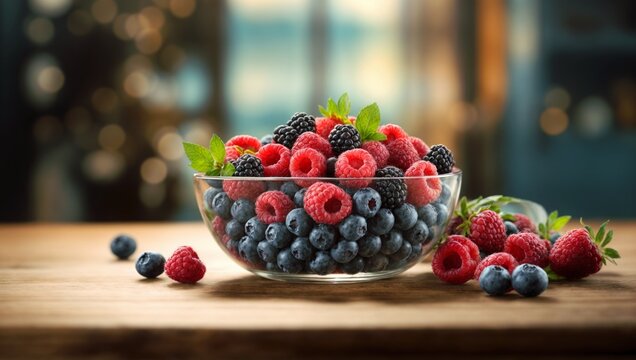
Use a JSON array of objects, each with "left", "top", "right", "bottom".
[{"left": 249, "top": 268, "right": 409, "bottom": 284}]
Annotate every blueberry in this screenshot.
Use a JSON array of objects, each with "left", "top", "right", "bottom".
[
  {"left": 110, "top": 234, "right": 137, "bottom": 259},
  {"left": 135, "top": 252, "right": 165, "bottom": 278},
  {"left": 368, "top": 208, "right": 394, "bottom": 236},
  {"left": 309, "top": 224, "right": 337, "bottom": 250},
  {"left": 330, "top": 240, "right": 359, "bottom": 264},
  {"left": 276, "top": 249, "right": 303, "bottom": 273},
  {"left": 285, "top": 208, "right": 314, "bottom": 236},
  {"left": 549, "top": 232, "right": 561, "bottom": 244},
  {"left": 437, "top": 183, "right": 452, "bottom": 204},
  {"left": 212, "top": 192, "right": 233, "bottom": 219},
  {"left": 479, "top": 265, "right": 512, "bottom": 296},
  {"left": 393, "top": 203, "right": 418, "bottom": 230},
  {"left": 205, "top": 179, "right": 223, "bottom": 189},
  {"left": 357, "top": 234, "right": 381, "bottom": 258},
  {"left": 260, "top": 134, "right": 274, "bottom": 146},
  {"left": 338, "top": 215, "right": 367, "bottom": 241},
  {"left": 203, "top": 187, "right": 222, "bottom": 212},
  {"left": 432, "top": 203, "right": 448, "bottom": 226},
  {"left": 353, "top": 188, "right": 382, "bottom": 218},
  {"left": 364, "top": 253, "right": 389, "bottom": 272},
  {"left": 226, "top": 219, "right": 246, "bottom": 240},
  {"left": 309, "top": 251, "right": 337, "bottom": 275},
  {"left": 226, "top": 238, "right": 240, "bottom": 254},
  {"left": 280, "top": 182, "right": 301, "bottom": 199},
  {"left": 326, "top": 157, "right": 337, "bottom": 177},
  {"left": 294, "top": 188, "right": 307, "bottom": 207},
  {"left": 231, "top": 199, "right": 256, "bottom": 223},
  {"left": 405, "top": 243, "right": 423, "bottom": 263},
  {"left": 505, "top": 221, "right": 519, "bottom": 236},
  {"left": 512, "top": 264, "right": 549, "bottom": 297},
  {"left": 257, "top": 240, "right": 279, "bottom": 263},
  {"left": 417, "top": 204, "right": 438, "bottom": 228},
  {"left": 389, "top": 240, "right": 412, "bottom": 262},
  {"left": 290, "top": 237, "right": 313, "bottom": 261},
  {"left": 403, "top": 220, "right": 429, "bottom": 245},
  {"left": 341, "top": 256, "right": 365, "bottom": 274},
  {"left": 265, "top": 223, "right": 293, "bottom": 249},
  {"left": 238, "top": 236, "right": 261, "bottom": 264},
  {"left": 380, "top": 230, "right": 403, "bottom": 255},
  {"left": 265, "top": 262, "right": 280, "bottom": 272},
  {"left": 245, "top": 217, "right": 267, "bottom": 240}
]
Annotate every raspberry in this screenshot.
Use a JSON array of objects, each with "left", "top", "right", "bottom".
[
  {"left": 212, "top": 216, "right": 227, "bottom": 238},
  {"left": 432, "top": 238, "right": 478, "bottom": 284},
  {"left": 514, "top": 213, "right": 537, "bottom": 233},
  {"left": 361, "top": 141, "right": 389, "bottom": 168},
  {"left": 273, "top": 125, "right": 299, "bottom": 149},
  {"left": 504, "top": 232, "right": 549, "bottom": 268},
  {"left": 469, "top": 210, "right": 507, "bottom": 254},
  {"left": 292, "top": 132, "right": 333, "bottom": 158},
  {"left": 409, "top": 137, "right": 430, "bottom": 157},
  {"left": 335, "top": 149, "right": 377, "bottom": 189},
  {"left": 165, "top": 246, "right": 206, "bottom": 284},
  {"left": 315, "top": 117, "right": 342, "bottom": 139},
  {"left": 223, "top": 179, "right": 265, "bottom": 201},
  {"left": 287, "top": 112, "right": 316, "bottom": 134},
  {"left": 225, "top": 146, "right": 241, "bottom": 162},
  {"left": 255, "top": 191, "right": 295, "bottom": 224},
  {"left": 372, "top": 166, "right": 407, "bottom": 209},
  {"left": 256, "top": 143, "right": 291, "bottom": 177},
  {"left": 404, "top": 160, "right": 442, "bottom": 206},
  {"left": 474, "top": 252, "right": 519, "bottom": 280},
  {"left": 289, "top": 148, "right": 327, "bottom": 187},
  {"left": 550, "top": 227, "right": 609, "bottom": 279},
  {"left": 446, "top": 216, "right": 463, "bottom": 235},
  {"left": 378, "top": 124, "right": 408, "bottom": 143},
  {"left": 233, "top": 154, "right": 264, "bottom": 177},
  {"left": 423, "top": 144, "right": 454, "bottom": 174},
  {"left": 329, "top": 125, "right": 361, "bottom": 155},
  {"left": 303, "top": 182, "right": 352, "bottom": 225},
  {"left": 447, "top": 235, "right": 480, "bottom": 264},
  {"left": 226, "top": 135, "right": 261, "bottom": 153},
  {"left": 386, "top": 138, "right": 420, "bottom": 171}
]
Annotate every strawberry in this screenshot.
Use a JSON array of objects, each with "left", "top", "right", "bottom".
[
  {"left": 549, "top": 221, "right": 619, "bottom": 279},
  {"left": 468, "top": 209, "right": 507, "bottom": 254}
]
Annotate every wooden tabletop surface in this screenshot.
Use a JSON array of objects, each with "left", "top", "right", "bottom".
[{"left": 0, "top": 222, "right": 635, "bottom": 359}]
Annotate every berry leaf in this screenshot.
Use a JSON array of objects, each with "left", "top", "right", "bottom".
[
  {"left": 355, "top": 103, "right": 387, "bottom": 142},
  {"left": 183, "top": 142, "right": 214, "bottom": 173},
  {"left": 337, "top": 93, "right": 350, "bottom": 118},
  {"left": 539, "top": 210, "right": 571, "bottom": 240},
  {"left": 605, "top": 247, "right": 620, "bottom": 259},
  {"left": 544, "top": 266, "right": 565, "bottom": 281},
  {"left": 221, "top": 162, "right": 235, "bottom": 176},
  {"left": 319, "top": 93, "right": 351, "bottom": 123},
  {"left": 209, "top": 134, "right": 226, "bottom": 164}
]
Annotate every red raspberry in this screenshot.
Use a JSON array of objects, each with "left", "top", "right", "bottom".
[
  {"left": 432, "top": 239, "right": 478, "bottom": 284},
  {"left": 386, "top": 138, "right": 420, "bottom": 171},
  {"left": 303, "top": 182, "right": 352, "bottom": 224},
  {"left": 256, "top": 143, "right": 291, "bottom": 177},
  {"left": 469, "top": 210, "right": 507, "bottom": 254},
  {"left": 223, "top": 179, "right": 265, "bottom": 201},
  {"left": 292, "top": 132, "right": 333, "bottom": 158},
  {"left": 504, "top": 232, "right": 549, "bottom": 268},
  {"left": 447, "top": 235, "right": 480, "bottom": 264},
  {"left": 549, "top": 228, "right": 603, "bottom": 279},
  {"left": 225, "top": 146, "right": 241, "bottom": 162},
  {"left": 446, "top": 216, "right": 463, "bottom": 235},
  {"left": 226, "top": 135, "right": 261, "bottom": 152},
  {"left": 379, "top": 124, "right": 408, "bottom": 143},
  {"left": 361, "top": 141, "right": 389, "bottom": 168},
  {"left": 473, "top": 252, "right": 519, "bottom": 280},
  {"left": 514, "top": 213, "right": 537, "bottom": 233},
  {"left": 212, "top": 216, "right": 226, "bottom": 238},
  {"left": 409, "top": 136, "right": 430, "bottom": 157},
  {"left": 289, "top": 148, "right": 327, "bottom": 187},
  {"left": 315, "top": 117, "right": 342, "bottom": 139},
  {"left": 165, "top": 246, "right": 206, "bottom": 284},
  {"left": 255, "top": 191, "right": 295, "bottom": 224},
  {"left": 335, "top": 149, "right": 377, "bottom": 189},
  {"left": 404, "top": 160, "right": 442, "bottom": 206}
]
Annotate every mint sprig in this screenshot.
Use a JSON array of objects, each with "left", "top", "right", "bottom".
[
  {"left": 183, "top": 134, "right": 235, "bottom": 176},
  {"left": 354, "top": 103, "right": 387, "bottom": 142},
  {"left": 538, "top": 210, "right": 571, "bottom": 240},
  {"left": 319, "top": 93, "right": 352, "bottom": 124}
]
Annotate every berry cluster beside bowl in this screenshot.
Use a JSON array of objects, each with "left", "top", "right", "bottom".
[{"left": 185, "top": 93, "right": 462, "bottom": 282}]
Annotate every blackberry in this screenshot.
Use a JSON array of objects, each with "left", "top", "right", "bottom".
[
  {"left": 372, "top": 167, "right": 406, "bottom": 209},
  {"left": 328, "top": 124, "right": 361, "bottom": 155},
  {"left": 423, "top": 144, "right": 454, "bottom": 174},
  {"left": 287, "top": 112, "right": 316, "bottom": 135},
  {"left": 273, "top": 125, "right": 299, "bottom": 149},
  {"left": 233, "top": 154, "right": 264, "bottom": 177}
]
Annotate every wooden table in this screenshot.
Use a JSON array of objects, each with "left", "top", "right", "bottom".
[{"left": 0, "top": 222, "right": 635, "bottom": 359}]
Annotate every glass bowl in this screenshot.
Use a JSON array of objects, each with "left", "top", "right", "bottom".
[{"left": 194, "top": 170, "right": 462, "bottom": 283}]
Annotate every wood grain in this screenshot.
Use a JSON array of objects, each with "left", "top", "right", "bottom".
[{"left": 0, "top": 222, "right": 635, "bottom": 358}]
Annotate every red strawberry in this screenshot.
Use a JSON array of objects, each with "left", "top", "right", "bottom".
[
  {"left": 469, "top": 210, "right": 507, "bottom": 254},
  {"left": 549, "top": 222, "right": 619, "bottom": 279}
]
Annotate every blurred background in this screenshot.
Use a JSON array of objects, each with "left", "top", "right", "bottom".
[{"left": 1, "top": 0, "right": 635, "bottom": 222}]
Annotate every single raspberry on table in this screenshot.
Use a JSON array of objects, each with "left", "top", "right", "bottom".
[
  {"left": 474, "top": 252, "right": 519, "bottom": 280},
  {"left": 256, "top": 143, "right": 291, "bottom": 177},
  {"left": 432, "top": 238, "right": 478, "bottom": 284},
  {"left": 378, "top": 124, "right": 408, "bottom": 143},
  {"left": 386, "top": 138, "right": 420, "bottom": 171},
  {"left": 504, "top": 232, "right": 549, "bottom": 268},
  {"left": 289, "top": 148, "right": 327, "bottom": 187},
  {"left": 409, "top": 137, "right": 430, "bottom": 158},
  {"left": 292, "top": 132, "right": 333, "bottom": 159},
  {"left": 361, "top": 141, "right": 389, "bottom": 169},
  {"left": 303, "top": 182, "right": 352, "bottom": 225},
  {"left": 165, "top": 246, "right": 206, "bottom": 284},
  {"left": 447, "top": 235, "right": 480, "bottom": 264},
  {"left": 255, "top": 191, "right": 295, "bottom": 224},
  {"left": 514, "top": 213, "right": 537, "bottom": 233},
  {"left": 226, "top": 135, "right": 261, "bottom": 153},
  {"left": 223, "top": 179, "right": 265, "bottom": 201},
  {"left": 404, "top": 160, "right": 442, "bottom": 206},
  {"left": 335, "top": 148, "right": 377, "bottom": 189},
  {"left": 469, "top": 209, "right": 507, "bottom": 254}
]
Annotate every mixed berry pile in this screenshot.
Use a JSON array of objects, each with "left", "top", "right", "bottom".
[{"left": 184, "top": 93, "right": 459, "bottom": 277}]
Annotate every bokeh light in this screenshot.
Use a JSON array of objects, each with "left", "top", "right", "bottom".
[
  {"left": 67, "top": 10, "right": 94, "bottom": 36},
  {"left": 544, "top": 86, "right": 571, "bottom": 110},
  {"left": 155, "top": 129, "right": 183, "bottom": 161},
  {"left": 91, "top": 88, "right": 119, "bottom": 113},
  {"left": 135, "top": 29, "right": 163, "bottom": 54},
  {"left": 169, "top": 0, "right": 195, "bottom": 18},
  {"left": 124, "top": 71, "right": 153, "bottom": 98},
  {"left": 140, "top": 6, "right": 165, "bottom": 29},
  {"left": 37, "top": 65, "right": 65, "bottom": 93},
  {"left": 540, "top": 107, "right": 569, "bottom": 136},
  {"left": 573, "top": 96, "right": 613, "bottom": 137},
  {"left": 91, "top": 0, "right": 118, "bottom": 25},
  {"left": 25, "top": 53, "right": 61, "bottom": 106},
  {"left": 98, "top": 124, "right": 126, "bottom": 151},
  {"left": 82, "top": 150, "right": 125, "bottom": 183},
  {"left": 140, "top": 157, "right": 168, "bottom": 184},
  {"left": 447, "top": 101, "right": 479, "bottom": 131},
  {"left": 25, "top": 17, "right": 55, "bottom": 45},
  {"left": 29, "top": 0, "right": 72, "bottom": 17}
]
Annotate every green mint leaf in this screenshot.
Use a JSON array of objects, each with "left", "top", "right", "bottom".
[
  {"left": 356, "top": 103, "right": 381, "bottom": 141},
  {"left": 551, "top": 215, "right": 571, "bottom": 231},
  {"left": 208, "top": 168, "right": 221, "bottom": 176},
  {"left": 605, "top": 247, "right": 620, "bottom": 259},
  {"left": 183, "top": 142, "right": 214, "bottom": 172},
  {"left": 319, "top": 105, "right": 329, "bottom": 117},
  {"left": 221, "top": 162, "right": 235, "bottom": 176},
  {"left": 337, "top": 93, "right": 350, "bottom": 117},
  {"left": 501, "top": 213, "right": 516, "bottom": 222},
  {"left": 209, "top": 134, "right": 226, "bottom": 164},
  {"left": 367, "top": 132, "right": 388, "bottom": 142}
]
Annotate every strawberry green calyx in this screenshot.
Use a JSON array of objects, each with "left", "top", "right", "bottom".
[
  {"left": 319, "top": 92, "right": 352, "bottom": 124},
  {"left": 183, "top": 134, "right": 235, "bottom": 176},
  {"left": 538, "top": 210, "right": 571, "bottom": 240},
  {"left": 583, "top": 220, "right": 620, "bottom": 266},
  {"left": 354, "top": 103, "right": 387, "bottom": 143},
  {"left": 454, "top": 195, "right": 519, "bottom": 235}
]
